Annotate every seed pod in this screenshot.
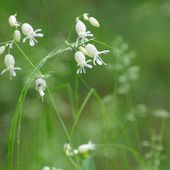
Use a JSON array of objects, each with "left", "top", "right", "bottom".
[{"left": 0, "top": 46, "right": 6, "bottom": 55}]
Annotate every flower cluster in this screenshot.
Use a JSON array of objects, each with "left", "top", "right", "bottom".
[
  {"left": 74, "top": 13, "right": 109, "bottom": 74},
  {"left": 64, "top": 141, "right": 96, "bottom": 157},
  {"left": 0, "top": 14, "right": 43, "bottom": 80},
  {"left": 142, "top": 134, "right": 164, "bottom": 170},
  {"left": 110, "top": 36, "right": 140, "bottom": 94}
]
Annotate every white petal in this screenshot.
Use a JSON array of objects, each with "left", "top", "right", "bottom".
[
  {"left": 29, "top": 39, "right": 35, "bottom": 46},
  {"left": 23, "top": 37, "right": 28, "bottom": 43},
  {"left": 35, "top": 33, "right": 43, "bottom": 37},
  {"left": 85, "top": 63, "right": 93, "bottom": 69},
  {"left": 1, "top": 69, "right": 8, "bottom": 75},
  {"left": 11, "top": 70, "right": 16, "bottom": 77},
  {"left": 96, "top": 58, "right": 103, "bottom": 65}
]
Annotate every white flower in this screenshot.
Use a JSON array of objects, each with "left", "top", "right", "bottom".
[
  {"left": 74, "top": 51, "right": 92, "bottom": 74},
  {"left": 75, "top": 19, "right": 93, "bottom": 43},
  {"left": 9, "top": 14, "right": 20, "bottom": 27},
  {"left": 35, "top": 78, "right": 47, "bottom": 100},
  {"left": 83, "top": 13, "right": 89, "bottom": 20},
  {"left": 21, "top": 23, "right": 43, "bottom": 46},
  {"left": 0, "top": 46, "right": 6, "bottom": 55},
  {"left": 88, "top": 17, "right": 100, "bottom": 28},
  {"left": 64, "top": 143, "right": 74, "bottom": 156},
  {"left": 78, "top": 141, "right": 96, "bottom": 154},
  {"left": 14, "top": 30, "right": 21, "bottom": 43},
  {"left": 85, "top": 44, "right": 109, "bottom": 65},
  {"left": 1, "top": 54, "right": 21, "bottom": 80}
]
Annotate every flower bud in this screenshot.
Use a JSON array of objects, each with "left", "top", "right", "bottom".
[
  {"left": 83, "top": 13, "right": 89, "bottom": 20},
  {"left": 0, "top": 46, "right": 6, "bottom": 55},
  {"left": 9, "top": 14, "right": 19, "bottom": 27},
  {"left": 79, "top": 46, "right": 88, "bottom": 55},
  {"left": 89, "top": 17, "right": 100, "bottom": 28},
  {"left": 14, "top": 30, "right": 21, "bottom": 43}
]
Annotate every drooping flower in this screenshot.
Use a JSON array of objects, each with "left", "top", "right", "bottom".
[
  {"left": 85, "top": 43, "right": 109, "bottom": 65},
  {"left": 21, "top": 23, "right": 43, "bottom": 46},
  {"left": 14, "top": 30, "right": 21, "bottom": 43},
  {"left": 88, "top": 17, "right": 100, "bottom": 28},
  {"left": 78, "top": 141, "right": 96, "bottom": 154},
  {"left": 8, "top": 14, "right": 20, "bottom": 27},
  {"left": 74, "top": 51, "right": 92, "bottom": 74},
  {"left": 75, "top": 19, "right": 93, "bottom": 43},
  {"left": 0, "top": 46, "right": 6, "bottom": 55},
  {"left": 35, "top": 78, "right": 47, "bottom": 100},
  {"left": 1, "top": 54, "right": 21, "bottom": 80}
]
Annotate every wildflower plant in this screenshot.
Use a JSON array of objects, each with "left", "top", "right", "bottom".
[
  {"left": 141, "top": 134, "right": 164, "bottom": 170},
  {"left": 111, "top": 36, "right": 140, "bottom": 94},
  {"left": 1, "top": 12, "right": 110, "bottom": 170},
  {"left": 1, "top": 11, "right": 167, "bottom": 170},
  {"left": 0, "top": 14, "right": 43, "bottom": 80}
]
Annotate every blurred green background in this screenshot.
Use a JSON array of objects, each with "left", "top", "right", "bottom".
[{"left": 0, "top": 0, "right": 170, "bottom": 169}]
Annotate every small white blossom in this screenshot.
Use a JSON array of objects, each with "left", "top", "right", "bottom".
[
  {"left": 78, "top": 141, "right": 96, "bottom": 154},
  {"left": 1, "top": 54, "right": 21, "bottom": 80},
  {"left": 83, "top": 13, "right": 89, "bottom": 20},
  {"left": 74, "top": 51, "right": 92, "bottom": 74},
  {"left": 0, "top": 46, "right": 6, "bottom": 55},
  {"left": 75, "top": 19, "right": 93, "bottom": 43},
  {"left": 9, "top": 14, "right": 20, "bottom": 27},
  {"left": 14, "top": 30, "right": 21, "bottom": 43},
  {"left": 64, "top": 143, "right": 74, "bottom": 156},
  {"left": 21, "top": 23, "right": 43, "bottom": 46},
  {"left": 85, "top": 44, "right": 109, "bottom": 65},
  {"left": 79, "top": 46, "right": 88, "bottom": 55},
  {"left": 88, "top": 17, "right": 100, "bottom": 28},
  {"left": 35, "top": 78, "right": 47, "bottom": 100}
]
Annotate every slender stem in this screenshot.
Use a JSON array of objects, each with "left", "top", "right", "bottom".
[
  {"left": 14, "top": 42, "right": 35, "bottom": 68},
  {"left": 8, "top": 44, "right": 72, "bottom": 170},
  {"left": 97, "top": 143, "right": 143, "bottom": 165},
  {"left": 71, "top": 89, "right": 94, "bottom": 135},
  {"left": 92, "top": 39, "right": 113, "bottom": 49}
]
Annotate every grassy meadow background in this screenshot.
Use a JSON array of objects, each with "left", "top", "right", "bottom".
[{"left": 0, "top": 0, "right": 170, "bottom": 169}]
